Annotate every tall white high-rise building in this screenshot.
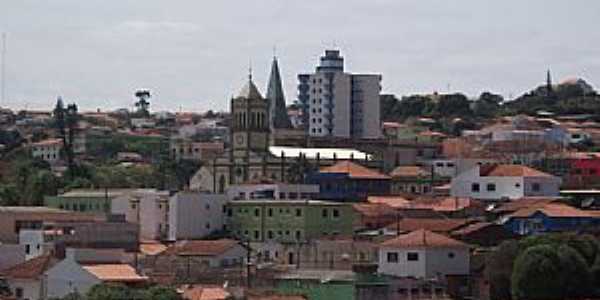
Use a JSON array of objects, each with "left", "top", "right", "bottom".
[{"left": 298, "top": 50, "right": 381, "bottom": 139}]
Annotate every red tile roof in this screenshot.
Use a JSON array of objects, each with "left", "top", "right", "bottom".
[
  {"left": 181, "top": 285, "right": 231, "bottom": 300},
  {"left": 508, "top": 203, "right": 595, "bottom": 218},
  {"left": 31, "top": 138, "right": 63, "bottom": 147},
  {"left": 352, "top": 203, "right": 395, "bottom": 217},
  {"left": 389, "top": 166, "right": 431, "bottom": 178},
  {"left": 479, "top": 164, "right": 553, "bottom": 177},
  {"left": 368, "top": 196, "right": 480, "bottom": 213},
  {"left": 451, "top": 222, "right": 497, "bottom": 236},
  {"left": 320, "top": 161, "right": 390, "bottom": 180},
  {"left": 385, "top": 218, "right": 470, "bottom": 233},
  {"left": 2, "top": 255, "right": 56, "bottom": 279},
  {"left": 492, "top": 197, "right": 560, "bottom": 214},
  {"left": 367, "top": 196, "right": 411, "bottom": 208},
  {"left": 164, "top": 239, "right": 240, "bottom": 256},
  {"left": 381, "top": 229, "right": 468, "bottom": 248},
  {"left": 82, "top": 264, "right": 147, "bottom": 282}
]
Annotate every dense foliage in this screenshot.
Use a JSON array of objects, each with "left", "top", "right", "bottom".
[
  {"left": 486, "top": 233, "right": 600, "bottom": 300},
  {"left": 51, "top": 284, "right": 182, "bottom": 300},
  {"left": 381, "top": 80, "right": 600, "bottom": 136}
]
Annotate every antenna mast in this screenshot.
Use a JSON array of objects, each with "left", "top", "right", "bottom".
[{"left": 1, "top": 33, "right": 6, "bottom": 105}]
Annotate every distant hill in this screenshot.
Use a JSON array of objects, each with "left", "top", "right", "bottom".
[{"left": 503, "top": 78, "right": 600, "bottom": 116}]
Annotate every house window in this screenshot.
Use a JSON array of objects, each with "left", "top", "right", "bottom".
[
  {"left": 227, "top": 208, "right": 233, "bottom": 217},
  {"left": 471, "top": 183, "right": 480, "bottom": 192},
  {"left": 387, "top": 252, "right": 399, "bottom": 263},
  {"left": 407, "top": 252, "right": 419, "bottom": 261},
  {"left": 254, "top": 208, "right": 260, "bottom": 217},
  {"left": 25, "top": 244, "right": 30, "bottom": 254},
  {"left": 322, "top": 209, "right": 328, "bottom": 218},
  {"left": 333, "top": 209, "right": 340, "bottom": 218},
  {"left": 268, "top": 231, "right": 274, "bottom": 239},
  {"left": 131, "top": 203, "right": 137, "bottom": 209},
  {"left": 15, "top": 288, "right": 23, "bottom": 298},
  {"left": 486, "top": 183, "right": 496, "bottom": 192},
  {"left": 295, "top": 208, "right": 302, "bottom": 217},
  {"left": 532, "top": 183, "right": 541, "bottom": 192},
  {"left": 268, "top": 208, "right": 273, "bottom": 217},
  {"left": 205, "top": 223, "right": 211, "bottom": 229},
  {"left": 295, "top": 230, "right": 302, "bottom": 240},
  {"left": 254, "top": 231, "right": 260, "bottom": 239},
  {"left": 448, "top": 252, "right": 455, "bottom": 259}
]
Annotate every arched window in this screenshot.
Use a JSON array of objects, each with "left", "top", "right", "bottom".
[{"left": 218, "top": 175, "right": 226, "bottom": 193}]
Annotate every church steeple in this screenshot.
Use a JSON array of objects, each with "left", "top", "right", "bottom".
[{"left": 267, "top": 56, "right": 293, "bottom": 130}]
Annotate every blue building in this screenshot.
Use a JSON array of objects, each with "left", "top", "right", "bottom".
[
  {"left": 501, "top": 203, "right": 600, "bottom": 235},
  {"left": 307, "top": 160, "right": 391, "bottom": 202}
]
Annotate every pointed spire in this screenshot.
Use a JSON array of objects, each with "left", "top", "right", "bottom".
[
  {"left": 267, "top": 56, "right": 293, "bottom": 129},
  {"left": 546, "top": 69, "right": 554, "bottom": 96}
]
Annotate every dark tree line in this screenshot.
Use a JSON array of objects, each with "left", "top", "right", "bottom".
[{"left": 486, "top": 233, "right": 600, "bottom": 300}]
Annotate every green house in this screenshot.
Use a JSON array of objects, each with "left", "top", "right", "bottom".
[
  {"left": 225, "top": 200, "right": 355, "bottom": 243},
  {"left": 44, "top": 189, "right": 137, "bottom": 213}
]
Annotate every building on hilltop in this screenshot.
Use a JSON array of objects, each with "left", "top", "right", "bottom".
[{"left": 189, "top": 68, "right": 378, "bottom": 193}]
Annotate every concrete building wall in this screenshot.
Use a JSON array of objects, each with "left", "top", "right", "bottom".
[
  {"left": 45, "top": 258, "right": 100, "bottom": 299},
  {"left": 0, "top": 211, "right": 102, "bottom": 244},
  {"left": 111, "top": 191, "right": 169, "bottom": 241},
  {"left": 19, "top": 230, "right": 49, "bottom": 260},
  {"left": 0, "top": 244, "right": 26, "bottom": 270},
  {"left": 424, "top": 248, "right": 470, "bottom": 278},
  {"left": 451, "top": 166, "right": 561, "bottom": 200},
  {"left": 352, "top": 74, "right": 381, "bottom": 139},
  {"left": 378, "top": 247, "right": 427, "bottom": 278},
  {"left": 451, "top": 171, "right": 525, "bottom": 200},
  {"left": 7, "top": 278, "right": 41, "bottom": 300},
  {"left": 168, "top": 192, "right": 227, "bottom": 241}
]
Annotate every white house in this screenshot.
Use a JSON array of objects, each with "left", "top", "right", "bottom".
[
  {"left": 378, "top": 229, "right": 469, "bottom": 279},
  {"left": 30, "top": 138, "right": 62, "bottom": 163},
  {"left": 450, "top": 164, "right": 561, "bottom": 201},
  {"left": 111, "top": 189, "right": 170, "bottom": 241},
  {"left": 425, "top": 158, "right": 498, "bottom": 178},
  {"left": 2, "top": 254, "right": 56, "bottom": 300},
  {"left": 2, "top": 255, "right": 56, "bottom": 300},
  {"left": 168, "top": 192, "right": 227, "bottom": 241},
  {"left": 19, "top": 230, "right": 54, "bottom": 261},
  {"left": 44, "top": 249, "right": 146, "bottom": 299}
]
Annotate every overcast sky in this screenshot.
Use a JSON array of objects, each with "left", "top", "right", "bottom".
[{"left": 0, "top": 0, "right": 599, "bottom": 112}]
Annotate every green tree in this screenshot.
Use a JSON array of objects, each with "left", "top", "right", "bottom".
[
  {"left": 53, "top": 97, "right": 67, "bottom": 155},
  {"left": 486, "top": 240, "right": 520, "bottom": 300},
  {"left": 134, "top": 89, "right": 151, "bottom": 118},
  {"left": 65, "top": 103, "right": 79, "bottom": 177},
  {"left": 557, "top": 245, "right": 592, "bottom": 298},
  {"left": 473, "top": 92, "right": 502, "bottom": 118},
  {"left": 86, "top": 283, "right": 133, "bottom": 300},
  {"left": 140, "top": 286, "right": 182, "bottom": 300},
  {"left": 511, "top": 245, "right": 564, "bottom": 300}
]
